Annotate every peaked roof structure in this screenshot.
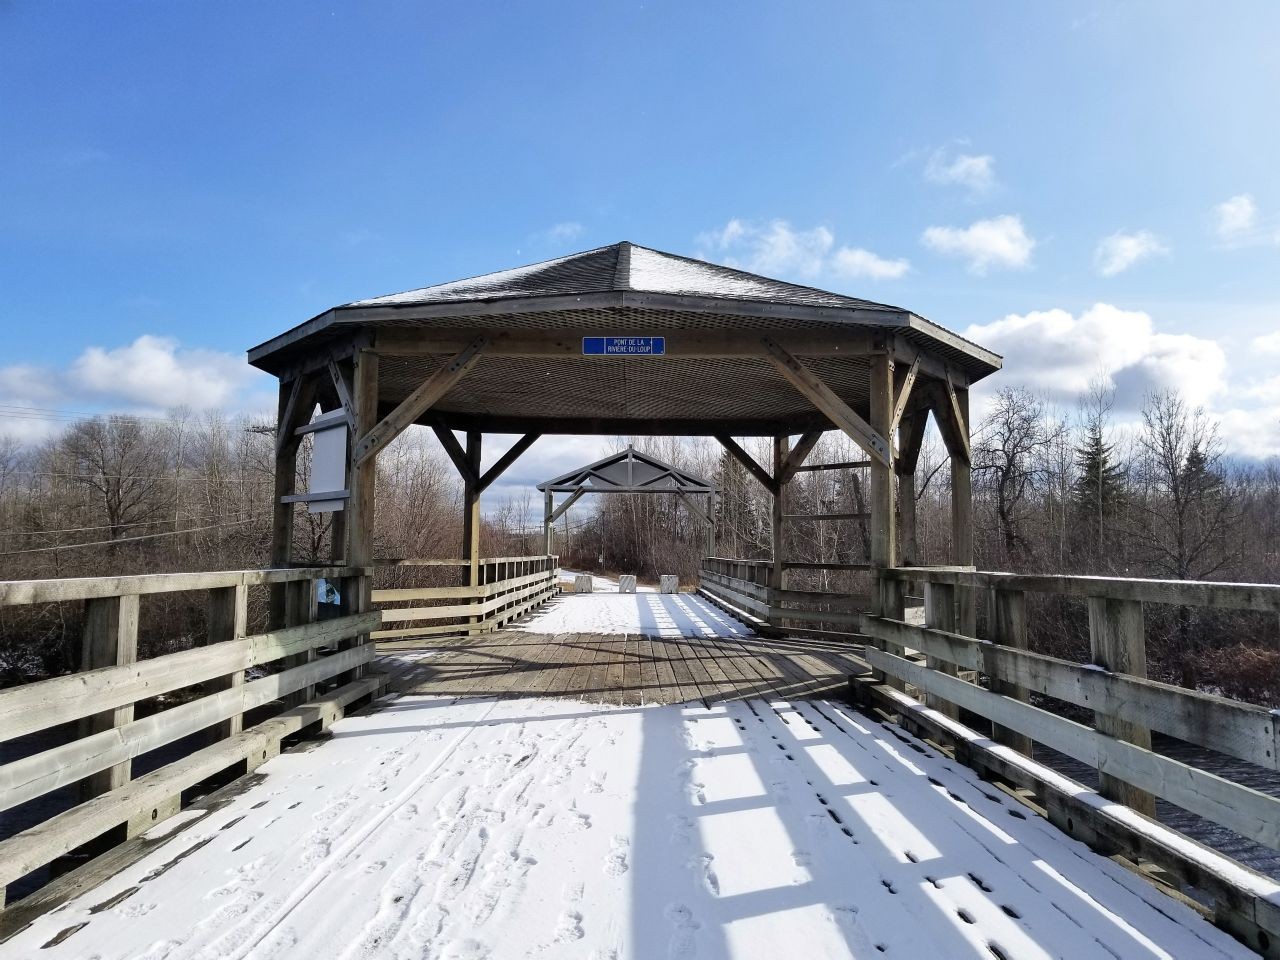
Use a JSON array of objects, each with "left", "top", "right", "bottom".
[
  {"left": 537, "top": 444, "right": 715, "bottom": 494},
  {"left": 247, "top": 241, "right": 1001, "bottom": 437}
]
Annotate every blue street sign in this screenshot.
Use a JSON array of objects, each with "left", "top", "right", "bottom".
[{"left": 582, "top": 336, "right": 666, "bottom": 356}]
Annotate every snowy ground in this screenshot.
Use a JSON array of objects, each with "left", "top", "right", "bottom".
[
  {"left": 4, "top": 692, "right": 1251, "bottom": 960},
  {"left": 529, "top": 574, "right": 752, "bottom": 638}
]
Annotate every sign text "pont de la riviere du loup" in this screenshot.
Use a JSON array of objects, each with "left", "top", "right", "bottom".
[{"left": 581, "top": 336, "right": 666, "bottom": 356}]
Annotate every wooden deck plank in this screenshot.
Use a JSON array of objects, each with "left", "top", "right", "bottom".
[{"left": 380, "top": 627, "right": 868, "bottom": 706}]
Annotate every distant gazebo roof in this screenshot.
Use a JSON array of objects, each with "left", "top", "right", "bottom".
[
  {"left": 248, "top": 242, "right": 1000, "bottom": 436},
  {"left": 537, "top": 445, "right": 715, "bottom": 495}
]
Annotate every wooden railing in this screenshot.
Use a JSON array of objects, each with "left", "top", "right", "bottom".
[
  {"left": 0, "top": 565, "right": 383, "bottom": 911},
  {"left": 859, "top": 566, "right": 1280, "bottom": 954},
  {"left": 697, "top": 557, "right": 872, "bottom": 640},
  {"left": 371, "top": 555, "right": 558, "bottom": 640}
]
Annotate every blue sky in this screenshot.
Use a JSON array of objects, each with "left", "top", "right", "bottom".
[{"left": 2, "top": 1, "right": 1278, "bottom": 475}]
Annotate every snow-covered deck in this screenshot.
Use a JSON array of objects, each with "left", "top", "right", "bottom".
[{"left": 7, "top": 691, "right": 1250, "bottom": 959}]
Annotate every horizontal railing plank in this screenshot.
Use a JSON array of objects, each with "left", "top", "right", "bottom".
[
  {"left": 881, "top": 567, "right": 1280, "bottom": 613},
  {"left": 866, "top": 647, "right": 1280, "bottom": 851},
  {"left": 0, "top": 674, "right": 384, "bottom": 891},
  {"left": 861, "top": 615, "right": 1279, "bottom": 771},
  {"left": 0, "top": 645, "right": 373, "bottom": 812},
  {"left": 0, "top": 566, "right": 366, "bottom": 606},
  {"left": 0, "top": 612, "right": 381, "bottom": 743}
]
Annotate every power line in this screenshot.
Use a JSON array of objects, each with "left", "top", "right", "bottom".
[
  {"left": 0, "top": 518, "right": 256, "bottom": 557},
  {"left": 1, "top": 514, "right": 244, "bottom": 537},
  {"left": 8, "top": 471, "right": 270, "bottom": 483}
]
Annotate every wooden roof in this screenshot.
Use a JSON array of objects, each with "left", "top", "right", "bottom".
[
  {"left": 247, "top": 243, "right": 1001, "bottom": 436},
  {"left": 537, "top": 445, "right": 714, "bottom": 494}
]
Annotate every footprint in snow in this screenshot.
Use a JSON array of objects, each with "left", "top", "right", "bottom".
[
  {"left": 664, "top": 903, "right": 700, "bottom": 958},
  {"left": 587, "top": 772, "right": 607, "bottom": 794},
  {"left": 604, "top": 836, "right": 630, "bottom": 877},
  {"left": 441, "top": 938, "right": 490, "bottom": 960},
  {"left": 555, "top": 910, "right": 586, "bottom": 942},
  {"left": 689, "top": 853, "right": 720, "bottom": 895}
]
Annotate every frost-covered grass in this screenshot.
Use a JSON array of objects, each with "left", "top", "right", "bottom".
[{"left": 6, "top": 690, "right": 1253, "bottom": 960}]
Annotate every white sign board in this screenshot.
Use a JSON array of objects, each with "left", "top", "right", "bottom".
[{"left": 308, "top": 411, "right": 348, "bottom": 513}]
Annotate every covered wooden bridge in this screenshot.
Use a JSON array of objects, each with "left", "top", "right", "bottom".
[{"left": 2, "top": 244, "right": 1280, "bottom": 959}]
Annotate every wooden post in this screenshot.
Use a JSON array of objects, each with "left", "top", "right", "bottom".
[
  {"left": 771, "top": 435, "right": 789, "bottom": 592},
  {"left": 950, "top": 386, "right": 976, "bottom": 636},
  {"left": 463, "top": 431, "right": 482, "bottom": 590},
  {"left": 869, "top": 354, "right": 896, "bottom": 613},
  {"left": 924, "top": 582, "right": 959, "bottom": 719},
  {"left": 206, "top": 584, "right": 247, "bottom": 741},
  {"left": 346, "top": 349, "right": 379, "bottom": 678},
  {"left": 706, "top": 491, "right": 716, "bottom": 558},
  {"left": 896, "top": 409, "right": 927, "bottom": 567},
  {"left": 1088, "top": 596, "right": 1156, "bottom": 816},
  {"left": 543, "top": 489, "right": 554, "bottom": 556},
  {"left": 79, "top": 594, "right": 140, "bottom": 799},
  {"left": 285, "top": 578, "right": 319, "bottom": 706},
  {"left": 988, "top": 588, "right": 1033, "bottom": 756},
  {"left": 270, "top": 378, "right": 303, "bottom": 627}
]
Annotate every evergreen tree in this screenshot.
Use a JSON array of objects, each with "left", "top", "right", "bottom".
[{"left": 1072, "top": 420, "right": 1125, "bottom": 564}]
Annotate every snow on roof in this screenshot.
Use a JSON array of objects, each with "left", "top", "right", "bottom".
[{"left": 345, "top": 242, "right": 902, "bottom": 314}]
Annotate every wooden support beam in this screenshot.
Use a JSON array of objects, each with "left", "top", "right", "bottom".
[
  {"left": 777, "top": 429, "right": 824, "bottom": 485},
  {"left": 375, "top": 328, "right": 880, "bottom": 359},
  {"left": 548, "top": 488, "right": 584, "bottom": 524},
  {"left": 896, "top": 409, "right": 928, "bottom": 567},
  {"left": 760, "top": 335, "right": 891, "bottom": 467},
  {"left": 868, "top": 353, "right": 896, "bottom": 567},
  {"left": 353, "top": 335, "right": 487, "bottom": 466},
  {"left": 890, "top": 354, "right": 921, "bottom": 433},
  {"left": 771, "top": 435, "right": 788, "bottom": 590},
  {"left": 477, "top": 433, "right": 540, "bottom": 492},
  {"left": 462, "top": 431, "right": 482, "bottom": 588},
  {"left": 431, "top": 424, "right": 479, "bottom": 487},
  {"left": 676, "top": 491, "right": 711, "bottom": 529},
  {"left": 326, "top": 358, "right": 356, "bottom": 430},
  {"left": 274, "top": 377, "right": 303, "bottom": 457},
  {"left": 1088, "top": 596, "right": 1156, "bottom": 816},
  {"left": 792, "top": 459, "right": 871, "bottom": 473},
  {"left": 938, "top": 372, "right": 972, "bottom": 466},
  {"left": 714, "top": 435, "right": 778, "bottom": 494},
  {"left": 543, "top": 490, "right": 554, "bottom": 555},
  {"left": 346, "top": 350, "right": 379, "bottom": 567}
]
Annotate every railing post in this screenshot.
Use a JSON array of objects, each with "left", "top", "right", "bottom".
[
  {"left": 206, "top": 583, "right": 248, "bottom": 741},
  {"left": 988, "top": 587, "right": 1032, "bottom": 757},
  {"left": 285, "top": 577, "right": 319, "bottom": 706},
  {"left": 1087, "top": 595, "right": 1156, "bottom": 817},
  {"left": 875, "top": 574, "right": 907, "bottom": 691},
  {"left": 924, "top": 581, "right": 960, "bottom": 719},
  {"left": 79, "top": 593, "right": 140, "bottom": 800}
]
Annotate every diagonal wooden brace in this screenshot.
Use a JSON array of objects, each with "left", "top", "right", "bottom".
[
  {"left": 353, "top": 335, "right": 487, "bottom": 466},
  {"left": 760, "top": 336, "right": 891, "bottom": 467}
]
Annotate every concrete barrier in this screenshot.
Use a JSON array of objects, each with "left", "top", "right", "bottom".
[
  {"left": 660, "top": 575, "right": 679, "bottom": 594},
  {"left": 618, "top": 575, "right": 637, "bottom": 594},
  {"left": 574, "top": 575, "right": 593, "bottom": 594}
]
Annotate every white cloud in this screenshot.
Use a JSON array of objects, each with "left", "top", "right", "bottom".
[
  {"left": 1253, "top": 331, "right": 1280, "bottom": 354},
  {"left": 921, "top": 215, "right": 1035, "bottom": 274},
  {"left": 0, "top": 335, "right": 272, "bottom": 442},
  {"left": 698, "top": 219, "right": 909, "bottom": 282},
  {"left": 964, "top": 303, "right": 1227, "bottom": 411},
  {"left": 74, "top": 336, "right": 257, "bottom": 410},
  {"left": 543, "top": 221, "right": 585, "bottom": 243},
  {"left": 1214, "top": 194, "right": 1257, "bottom": 240},
  {"left": 1094, "top": 230, "right": 1169, "bottom": 277},
  {"left": 699, "top": 219, "right": 833, "bottom": 278},
  {"left": 924, "top": 149, "right": 996, "bottom": 196},
  {"left": 830, "top": 247, "right": 911, "bottom": 280}
]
